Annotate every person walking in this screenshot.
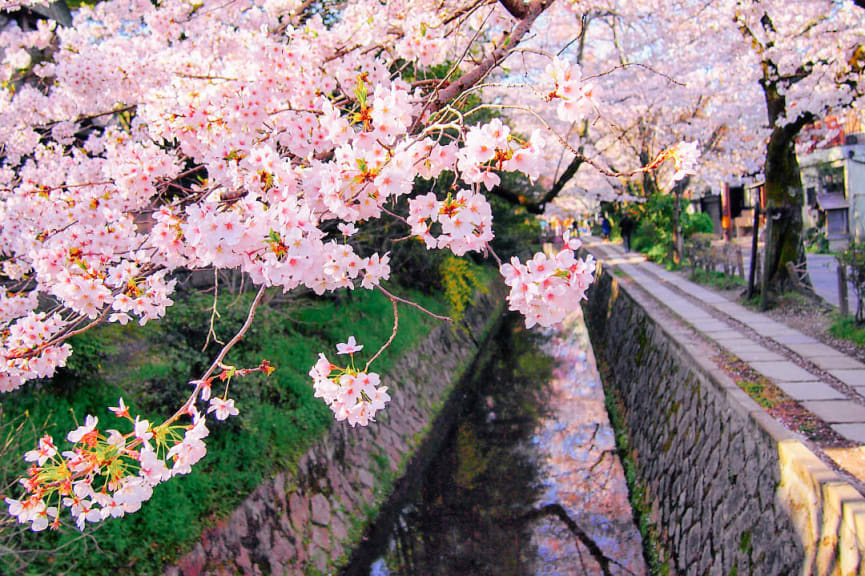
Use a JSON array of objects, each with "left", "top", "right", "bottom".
[
  {"left": 601, "top": 216, "right": 611, "bottom": 240},
  {"left": 620, "top": 212, "right": 635, "bottom": 252}
]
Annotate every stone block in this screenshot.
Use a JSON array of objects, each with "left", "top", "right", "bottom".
[
  {"left": 289, "top": 493, "right": 309, "bottom": 532},
  {"left": 812, "top": 356, "right": 865, "bottom": 371},
  {"left": 831, "top": 369, "right": 865, "bottom": 387},
  {"left": 775, "top": 380, "right": 846, "bottom": 401},
  {"left": 773, "top": 333, "right": 819, "bottom": 345},
  {"left": 750, "top": 360, "right": 816, "bottom": 382},
  {"left": 802, "top": 400, "right": 865, "bottom": 424},
  {"left": 831, "top": 423, "right": 865, "bottom": 443}
]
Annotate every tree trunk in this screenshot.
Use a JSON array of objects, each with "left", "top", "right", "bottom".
[{"left": 759, "top": 78, "right": 811, "bottom": 306}]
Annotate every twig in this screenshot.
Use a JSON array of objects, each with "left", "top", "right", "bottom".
[
  {"left": 170, "top": 285, "right": 268, "bottom": 424},
  {"left": 365, "top": 297, "right": 398, "bottom": 372},
  {"left": 202, "top": 269, "right": 225, "bottom": 351},
  {"left": 375, "top": 284, "right": 452, "bottom": 322}
]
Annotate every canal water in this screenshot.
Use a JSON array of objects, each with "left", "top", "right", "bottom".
[{"left": 343, "top": 311, "right": 646, "bottom": 576}]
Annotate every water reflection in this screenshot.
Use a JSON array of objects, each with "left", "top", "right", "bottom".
[{"left": 345, "top": 311, "right": 645, "bottom": 576}]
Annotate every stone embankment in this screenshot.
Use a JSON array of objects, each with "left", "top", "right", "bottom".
[
  {"left": 165, "top": 289, "right": 504, "bottom": 576},
  {"left": 584, "top": 257, "right": 865, "bottom": 575}
]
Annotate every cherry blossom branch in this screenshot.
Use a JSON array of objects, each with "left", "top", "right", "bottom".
[
  {"left": 375, "top": 284, "right": 452, "bottom": 322},
  {"left": 582, "top": 62, "right": 687, "bottom": 87},
  {"left": 364, "top": 297, "right": 398, "bottom": 372},
  {"left": 172, "top": 284, "right": 268, "bottom": 424},
  {"left": 435, "top": 1, "right": 553, "bottom": 107}
]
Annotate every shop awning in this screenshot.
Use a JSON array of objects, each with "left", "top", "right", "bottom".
[{"left": 816, "top": 193, "right": 849, "bottom": 211}]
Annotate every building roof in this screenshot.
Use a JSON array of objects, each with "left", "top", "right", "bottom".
[{"left": 816, "top": 193, "right": 850, "bottom": 211}]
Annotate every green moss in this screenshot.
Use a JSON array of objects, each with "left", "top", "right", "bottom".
[{"left": 600, "top": 359, "right": 671, "bottom": 576}]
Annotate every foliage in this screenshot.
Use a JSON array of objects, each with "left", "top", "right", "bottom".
[
  {"left": 804, "top": 227, "right": 831, "bottom": 255},
  {"left": 439, "top": 256, "right": 490, "bottom": 329},
  {"left": 631, "top": 193, "right": 716, "bottom": 267},
  {"left": 682, "top": 212, "right": 714, "bottom": 237},
  {"left": 631, "top": 194, "right": 674, "bottom": 258},
  {"left": 0, "top": 284, "right": 448, "bottom": 575}
]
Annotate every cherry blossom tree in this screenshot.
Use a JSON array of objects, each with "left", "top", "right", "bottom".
[
  {"left": 0, "top": 0, "right": 702, "bottom": 534},
  {"left": 488, "top": 1, "right": 760, "bottom": 263},
  {"left": 728, "top": 0, "right": 865, "bottom": 301}
]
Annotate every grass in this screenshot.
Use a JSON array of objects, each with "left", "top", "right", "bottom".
[
  {"left": 829, "top": 314, "right": 865, "bottom": 347},
  {"left": 0, "top": 283, "right": 449, "bottom": 576},
  {"left": 689, "top": 268, "right": 746, "bottom": 291}
]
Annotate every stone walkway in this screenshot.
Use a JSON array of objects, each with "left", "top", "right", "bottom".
[{"left": 583, "top": 238, "right": 865, "bottom": 444}]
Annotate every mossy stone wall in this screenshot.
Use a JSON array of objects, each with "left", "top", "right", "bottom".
[
  {"left": 164, "top": 288, "right": 505, "bottom": 576},
  {"left": 583, "top": 263, "right": 805, "bottom": 575}
]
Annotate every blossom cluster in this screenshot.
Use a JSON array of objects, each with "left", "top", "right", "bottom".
[
  {"left": 666, "top": 141, "right": 701, "bottom": 183},
  {"left": 500, "top": 233, "right": 597, "bottom": 328},
  {"left": 7, "top": 405, "right": 209, "bottom": 532},
  {"left": 309, "top": 337, "right": 390, "bottom": 427},
  {"left": 408, "top": 190, "right": 495, "bottom": 256},
  {"left": 6, "top": 360, "right": 270, "bottom": 531},
  {"left": 543, "top": 57, "right": 596, "bottom": 124}
]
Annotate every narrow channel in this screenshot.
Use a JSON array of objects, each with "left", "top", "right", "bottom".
[{"left": 343, "top": 311, "right": 647, "bottom": 576}]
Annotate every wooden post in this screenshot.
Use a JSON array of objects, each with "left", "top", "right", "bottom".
[
  {"left": 747, "top": 203, "right": 761, "bottom": 299},
  {"left": 838, "top": 263, "right": 849, "bottom": 317},
  {"left": 737, "top": 246, "right": 745, "bottom": 279},
  {"left": 760, "top": 204, "right": 773, "bottom": 311}
]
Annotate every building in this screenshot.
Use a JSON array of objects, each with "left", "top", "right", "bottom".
[{"left": 798, "top": 112, "right": 865, "bottom": 251}]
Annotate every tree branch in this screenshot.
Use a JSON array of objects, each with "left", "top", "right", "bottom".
[
  {"left": 489, "top": 153, "right": 584, "bottom": 213},
  {"left": 498, "top": 0, "right": 528, "bottom": 19},
  {"left": 434, "top": 1, "right": 553, "bottom": 107}
]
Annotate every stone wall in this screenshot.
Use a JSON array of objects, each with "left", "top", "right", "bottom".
[
  {"left": 165, "top": 289, "right": 504, "bottom": 576},
  {"left": 583, "top": 261, "right": 865, "bottom": 575}
]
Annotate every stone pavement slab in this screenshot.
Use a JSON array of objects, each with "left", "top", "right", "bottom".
[
  {"left": 773, "top": 333, "right": 820, "bottom": 346},
  {"left": 830, "top": 424, "right": 865, "bottom": 443},
  {"left": 728, "top": 348, "right": 786, "bottom": 363},
  {"left": 698, "top": 320, "right": 734, "bottom": 332},
  {"left": 812, "top": 356, "right": 865, "bottom": 371},
  {"left": 749, "top": 322, "right": 795, "bottom": 338},
  {"left": 801, "top": 400, "right": 865, "bottom": 423},
  {"left": 708, "top": 330, "right": 744, "bottom": 342},
  {"left": 830, "top": 370, "right": 865, "bottom": 387},
  {"left": 775, "top": 381, "right": 846, "bottom": 401},
  {"left": 786, "top": 342, "right": 851, "bottom": 359},
  {"left": 750, "top": 361, "right": 816, "bottom": 382}
]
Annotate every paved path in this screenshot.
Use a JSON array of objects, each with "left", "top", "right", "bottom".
[{"left": 584, "top": 238, "right": 865, "bottom": 445}]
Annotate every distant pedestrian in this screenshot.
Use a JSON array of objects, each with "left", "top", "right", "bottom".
[
  {"left": 601, "top": 216, "right": 611, "bottom": 240},
  {"left": 620, "top": 213, "right": 635, "bottom": 252}
]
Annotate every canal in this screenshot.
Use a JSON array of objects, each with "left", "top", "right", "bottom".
[{"left": 343, "top": 311, "right": 647, "bottom": 576}]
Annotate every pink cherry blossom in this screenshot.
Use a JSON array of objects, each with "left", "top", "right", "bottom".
[
  {"left": 336, "top": 336, "right": 364, "bottom": 355},
  {"left": 207, "top": 397, "right": 240, "bottom": 421}
]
